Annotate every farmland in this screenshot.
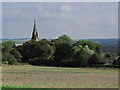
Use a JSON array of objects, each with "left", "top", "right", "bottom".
[{"left": 2, "top": 65, "right": 118, "bottom": 88}]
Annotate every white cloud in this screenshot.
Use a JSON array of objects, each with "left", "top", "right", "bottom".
[
  {"left": 60, "top": 4, "right": 73, "bottom": 12},
  {"left": 2, "top": 2, "right": 117, "bottom": 39}
]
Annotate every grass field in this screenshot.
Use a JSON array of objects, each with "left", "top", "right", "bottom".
[{"left": 2, "top": 65, "right": 118, "bottom": 88}]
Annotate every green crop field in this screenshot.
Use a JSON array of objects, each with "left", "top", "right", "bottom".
[{"left": 2, "top": 65, "right": 118, "bottom": 88}]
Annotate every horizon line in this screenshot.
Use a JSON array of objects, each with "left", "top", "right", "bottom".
[{"left": 1, "top": 37, "right": 119, "bottom": 40}]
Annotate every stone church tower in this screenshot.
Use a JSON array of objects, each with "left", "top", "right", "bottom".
[{"left": 31, "top": 20, "right": 39, "bottom": 41}]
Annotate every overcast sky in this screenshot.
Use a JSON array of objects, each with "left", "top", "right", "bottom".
[{"left": 2, "top": 2, "right": 118, "bottom": 39}]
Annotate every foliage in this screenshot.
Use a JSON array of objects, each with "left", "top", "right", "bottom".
[
  {"left": 10, "top": 49, "right": 22, "bottom": 62},
  {"left": 2, "top": 35, "right": 117, "bottom": 67},
  {"left": 2, "top": 41, "right": 15, "bottom": 52},
  {"left": 2, "top": 41, "right": 22, "bottom": 65},
  {"left": 7, "top": 54, "right": 18, "bottom": 65},
  {"left": 74, "top": 45, "right": 94, "bottom": 66},
  {"left": 113, "top": 57, "right": 120, "bottom": 65},
  {"left": 54, "top": 43, "right": 73, "bottom": 66},
  {"left": 29, "top": 57, "right": 56, "bottom": 66},
  {"left": 52, "top": 35, "right": 73, "bottom": 46},
  {"left": 18, "top": 40, "right": 54, "bottom": 62},
  {"left": 105, "top": 52, "right": 117, "bottom": 58},
  {"left": 72, "top": 45, "right": 82, "bottom": 54},
  {"left": 88, "top": 54, "right": 105, "bottom": 66},
  {"left": 73, "top": 40, "right": 101, "bottom": 54}
]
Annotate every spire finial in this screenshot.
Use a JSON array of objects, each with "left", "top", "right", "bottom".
[
  {"left": 34, "top": 19, "right": 36, "bottom": 24},
  {"left": 31, "top": 19, "right": 39, "bottom": 41}
]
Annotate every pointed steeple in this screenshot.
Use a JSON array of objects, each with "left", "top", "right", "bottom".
[
  {"left": 33, "top": 20, "right": 37, "bottom": 33},
  {"left": 31, "top": 19, "right": 39, "bottom": 41}
]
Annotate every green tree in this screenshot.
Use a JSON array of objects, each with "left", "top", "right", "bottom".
[
  {"left": 72, "top": 45, "right": 83, "bottom": 54},
  {"left": 7, "top": 54, "right": 17, "bottom": 65},
  {"left": 74, "top": 45, "right": 94, "bottom": 66},
  {"left": 54, "top": 43, "right": 73, "bottom": 66},
  {"left": 19, "top": 40, "right": 54, "bottom": 62},
  {"left": 57, "top": 35, "right": 73, "bottom": 46},
  {"left": 2, "top": 41, "right": 15, "bottom": 52},
  {"left": 10, "top": 49, "right": 22, "bottom": 62},
  {"left": 73, "top": 40, "right": 101, "bottom": 54},
  {"left": 2, "top": 41, "right": 19, "bottom": 65}
]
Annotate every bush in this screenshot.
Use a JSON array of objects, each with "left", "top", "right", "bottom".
[
  {"left": 7, "top": 54, "right": 18, "bottom": 65},
  {"left": 60, "top": 60, "right": 79, "bottom": 67},
  {"left": 29, "top": 57, "right": 56, "bottom": 66},
  {"left": 105, "top": 52, "right": 117, "bottom": 58},
  {"left": 88, "top": 54, "right": 105, "bottom": 66},
  {"left": 10, "top": 49, "right": 22, "bottom": 62},
  {"left": 113, "top": 57, "right": 120, "bottom": 65},
  {"left": 2, "top": 61, "right": 9, "bottom": 65}
]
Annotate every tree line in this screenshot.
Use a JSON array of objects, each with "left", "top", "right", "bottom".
[{"left": 1, "top": 35, "right": 120, "bottom": 67}]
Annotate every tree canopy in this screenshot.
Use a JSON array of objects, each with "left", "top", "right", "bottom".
[{"left": 2, "top": 34, "right": 118, "bottom": 67}]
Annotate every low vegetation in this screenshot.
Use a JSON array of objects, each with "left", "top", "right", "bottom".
[{"left": 2, "top": 65, "right": 118, "bottom": 88}]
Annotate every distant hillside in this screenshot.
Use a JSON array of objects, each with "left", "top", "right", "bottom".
[
  {"left": 73, "top": 38, "right": 118, "bottom": 52},
  {"left": 1, "top": 38, "right": 118, "bottom": 52},
  {"left": 0, "top": 38, "right": 30, "bottom": 44},
  {"left": 87, "top": 38, "right": 118, "bottom": 52}
]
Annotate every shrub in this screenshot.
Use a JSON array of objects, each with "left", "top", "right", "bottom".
[
  {"left": 29, "top": 57, "right": 56, "bottom": 66},
  {"left": 88, "top": 54, "right": 105, "bottom": 66},
  {"left": 2, "top": 61, "right": 9, "bottom": 65},
  {"left": 113, "top": 57, "right": 120, "bottom": 65},
  {"left": 10, "top": 49, "right": 22, "bottom": 62},
  {"left": 7, "top": 54, "right": 17, "bottom": 65}
]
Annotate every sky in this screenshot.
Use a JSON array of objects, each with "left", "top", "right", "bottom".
[
  {"left": 2, "top": 2, "right": 118, "bottom": 39},
  {"left": 0, "top": 2, "right": 2, "bottom": 39}
]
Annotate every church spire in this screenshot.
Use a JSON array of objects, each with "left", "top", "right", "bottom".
[
  {"left": 31, "top": 19, "right": 39, "bottom": 41},
  {"left": 33, "top": 19, "right": 37, "bottom": 33}
]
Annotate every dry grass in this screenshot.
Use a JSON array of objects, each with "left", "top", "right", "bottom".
[{"left": 2, "top": 65, "right": 118, "bottom": 88}]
